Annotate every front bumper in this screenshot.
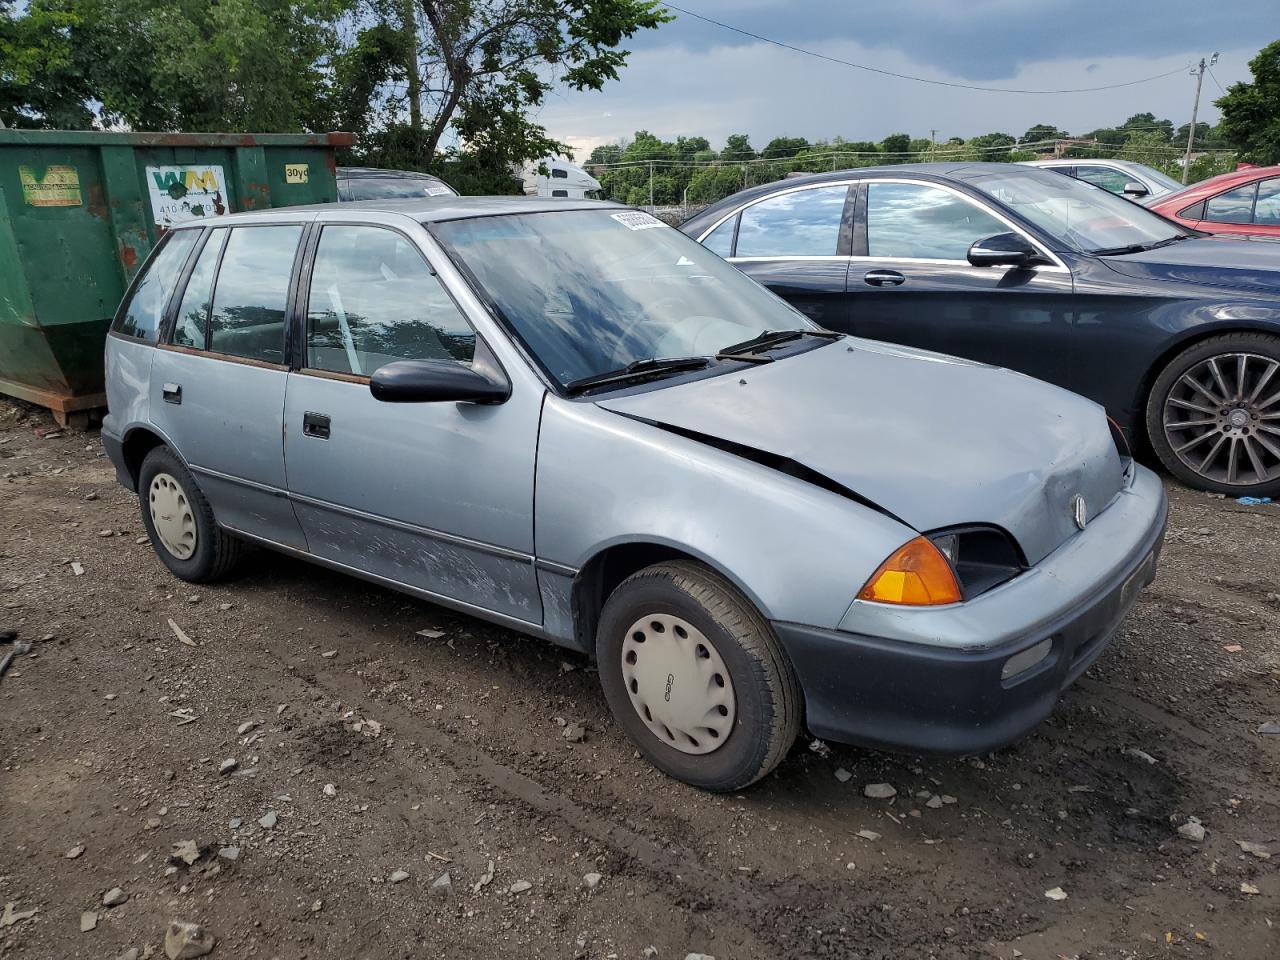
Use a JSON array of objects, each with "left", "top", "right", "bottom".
[{"left": 778, "top": 464, "right": 1168, "bottom": 755}]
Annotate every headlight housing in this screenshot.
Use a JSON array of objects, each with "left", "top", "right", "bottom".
[{"left": 857, "top": 527, "right": 1024, "bottom": 607}]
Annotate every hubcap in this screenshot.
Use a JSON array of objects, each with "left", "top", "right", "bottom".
[
  {"left": 1163, "top": 352, "right": 1280, "bottom": 487},
  {"left": 148, "top": 472, "right": 197, "bottom": 560},
  {"left": 620, "top": 614, "right": 736, "bottom": 755}
]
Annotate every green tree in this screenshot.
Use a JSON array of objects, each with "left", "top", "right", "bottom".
[
  {"left": 721, "top": 133, "right": 756, "bottom": 161},
  {"left": 588, "top": 143, "right": 624, "bottom": 165},
  {"left": 674, "top": 135, "right": 711, "bottom": 161},
  {"left": 1021, "top": 123, "right": 1067, "bottom": 144},
  {"left": 1217, "top": 40, "right": 1280, "bottom": 165},
  {"left": 879, "top": 132, "right": 911, "bottom": 161},
  {"left": 760, "top": 136, "right": 809, "bottom": 159},
  {"left": 1120, "top": 112, "right": 1174, "bottom": 142},
  {"left": 967, "top": 132, "right": 1016, "bottom": 160}
]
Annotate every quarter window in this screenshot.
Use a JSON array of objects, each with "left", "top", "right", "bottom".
[
  {"left": 734, "top": 185, "right": 849, "bottom": 258},
  {"left": 112, "top": 230, "right": 199, "bottom": 341},
  {"left": 305, "top": 225, "right": 475, "bottom": 376},
  {"left": 867, "top": 182, "right": 1009, "bottom": 260},
  {"left": 171, "top": 228, "right": 226, "bottom": 349},
  {"left": 1073, "top": 165, "right": 1131, "bottom": 195},
  {"left": 1205, "top": 183, "right": 1257, "bottom": 224},
  {"left": 208, "top": 225, "right": 303, "bottom": 363},
  {"left": 702, "top": 215, "right": 736, "bottom": 257},
  {"left": 1253, "top": 178, "right": 1280, "bottom": 226}
]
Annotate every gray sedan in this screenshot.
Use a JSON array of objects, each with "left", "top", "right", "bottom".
[{"left": 102, "top": 198, "right": 1167, "bottom": 790}]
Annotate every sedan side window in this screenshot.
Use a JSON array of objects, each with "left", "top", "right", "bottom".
[
  {"left": 1074, "top": 165, "right": 1130, "bottom": 195},
  {"left": 1253, "top": 178, "right": 1280, "bottom": 226},
  {"left": 1204, "top": 183, "right": 1257, "bottom": 224},
  {"left": 171, "top": 228, "right": 227, "bottom": 349},
  {"left": 702, "top": 215, "right": 736, "bottom": 257},
  {"left": 111, "top": 229, "right": 199, "bottom": 341},
  {"left": 305, "top": 224, "right": 476, "bottom": 376},
  {"left": 209, "top": 225, "right": 303, "bottom": 363},
  {"left": 734, "top": 185, "right": 849, "bottom": 258},
  {"left": 867, "top": 182, "right": 1009, "bottom": 260}
]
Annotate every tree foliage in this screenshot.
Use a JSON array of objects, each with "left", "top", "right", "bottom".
[{"left": 1216, "top": 40, "right": 1280, "bottom": 165}]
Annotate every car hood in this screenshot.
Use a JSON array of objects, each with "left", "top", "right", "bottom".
[
  {"left": 1100, "top": 235, "right": 1280, "bottom": 295},
  {"left": 596, "top": 339, "right": 1123, "bottom": 565}
]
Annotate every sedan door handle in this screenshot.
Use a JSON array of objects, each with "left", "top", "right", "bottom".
[
  {"left": 863, "top": 269, "right": 906, "bottom": 287},
  {"left": 302, "top": 412, "right": 331, "bottom": 440},
  {"left": 162, "top": 382, "right": 182, "bottom": 405}
]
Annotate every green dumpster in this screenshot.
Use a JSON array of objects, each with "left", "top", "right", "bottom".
[{"left": 0, "top": 129, "right": 353, "bottom": 425}]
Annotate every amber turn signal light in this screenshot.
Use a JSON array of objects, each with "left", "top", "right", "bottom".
[{"left": 858, "top": 536, "right": 963, "bottom": 606}]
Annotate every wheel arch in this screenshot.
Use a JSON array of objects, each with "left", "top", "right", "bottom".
[
  {"left": 119, "top": 423, "right": 183, "bottom": 491},
  {"left": 569, "top": 539, "right": 771, "bottom": 656},
  {"left": 1133, "top": 320, "right": 1280, "bottom": 450}
]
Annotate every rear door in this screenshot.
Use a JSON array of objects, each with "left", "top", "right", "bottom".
[
  {"left": 845, "top": 179, "right": 1077, "bottom": 387},
  {"left": 704, "top": 182, "right": 854, "bottom": 331},
  {"left": 281, "top": 219, "right": 543, "bottom": 624},
  {"left": 149, "top": 219, "right": 308, "bottom": 548}
]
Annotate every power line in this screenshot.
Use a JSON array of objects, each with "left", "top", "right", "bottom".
[
  {"left": 1206, "top": 66, "right": 1227, "bottom": 95},
  {"left": 661, "top": 3, "right": 1192, "bottom": 94}
]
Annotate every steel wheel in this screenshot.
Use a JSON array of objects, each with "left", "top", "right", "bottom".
[
  {"left": 148, "top": 472, "right": 198, "bottom": 560},
  {"left": 1162, "top": 352, "right": 1280, "bottom": 487},
  {"left": 620, "top": 613, "right": 736, "bottom": 755}
]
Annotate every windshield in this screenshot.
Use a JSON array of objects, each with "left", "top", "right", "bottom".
[
  {"left": 432, "top": 209, "right": 816, "bottom": 388},
  {"left": 959, "top": 168, "right": 1188, "bottom": 254},
  {"left": 344, "top": 177, "right": 457, "bottom": 200},
  {"left": 1130, "top": 163, "right": 1183, "bottom": 194}
]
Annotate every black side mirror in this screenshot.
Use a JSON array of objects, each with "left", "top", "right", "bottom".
[
  {"left": 370, "top": 359, "right": 509, "bottom": 404},
  {"left": 967, "top": 232, "right": 1041, "bottom": 268},
  {"left": 1122, "top": 181, "right": 1149, "bottom": 198}
]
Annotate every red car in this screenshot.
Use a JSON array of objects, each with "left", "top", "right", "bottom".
[{"left": 1148, "top": 166, "right": 1280, "bottom": 238}]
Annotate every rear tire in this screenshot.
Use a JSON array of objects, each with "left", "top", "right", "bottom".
[
  {"left": 138, "top": 445, "right": 245, "bottom": 583},
  {"left": 1146, "top": 332, "right": 1280, "bottom": 497},
  {"left": 596, "top": 561, "right": 801, "bottom": 791}
]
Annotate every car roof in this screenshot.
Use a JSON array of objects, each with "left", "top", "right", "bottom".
[{"left": 167, "top": 196, "right": 625, "bottom": 228}]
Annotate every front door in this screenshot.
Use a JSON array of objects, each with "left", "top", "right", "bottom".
[
  {"left": 149, "top": 222, "right": 308, "bottom": 549},
  {"left": 282, "top": 222, "right": 543, "bottom": 624},
  {"left": 846, "top": 180, "right": 1077, "bottom": 389}
]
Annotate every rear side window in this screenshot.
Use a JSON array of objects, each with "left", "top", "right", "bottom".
[
  {"left": 1205, "top": 183, "right": 1257, "bottom": 224},
  {"left": 208, "top": 225, "right": 303, "bottom": 363},
  {"left": 1253, "top": 178, "right": 1280, "bottom": 226},
  {"left": 171, "top": 228, "right": 227, "bottom": 348},
  {"left": 304, "top": 224, "right": 475, "bottom": 375},
  {"left": 112, "top": 230, "right": 199, "bottom": 341},
  {"left": 735, "top": 185, "right": 849, "bottom": 258},
  {"left": 702, "top": 215, "right": 736, "bottom": 257}
]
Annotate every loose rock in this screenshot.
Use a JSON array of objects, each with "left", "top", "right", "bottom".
[
  {"left": 583, "top": 872, "right": 603, "bottom": 891},
  {"left": 1236, "top": 839, "right": 1271, "bottom": 859},
  {"left": 856, "top": 829, "right": 881, "bottom": 841},
  {"left": 171, "top": 840, "right": 201, "bottom": 865},
  {"left": 863, "top": 782, "right": 897, "bottom": 799},
  {"left": 388, "top": 869, "right": 410, "bottom": 884},
  {"left": 102, "top": 887, "right": 128, "bottom": 907},
  {"left": 1241, "top": 882, "right": 1260, "bottom": 895},
  {"left": 65, "top": 844, "right": 85, "bottom": 859},
  {"left": 562, "top": 721, "right": 586, "bottom": 742},
  {"left": 218, "top": 758, "right": 238, "bottom": 775},
  {"left": 164, "top": 919, "right": 217, "bottom": 959},
  {"left": 833, "top": 767, "right": 852, "bottom": 783},
  {"left": 258, "top": 810, "right": 277, "bottom": 829},
  {"left": 1177, "top": 818, "right": 1206, "bottom": 842},
  {"left": 80, "top": 911, "right": 98, "bottom": 932},
  {"left": 430, "top": 872, "right": 453, "bottom": 898},
  {"left": 509, "top": 880, "right": 532, "bottom": 894},
  {"left": 1044, "top": 887, "right": 1069, "bottom": 901},
  {"left": 0, "top": 902, "right": 38, "bottom": 928},
  {"left": 217, "top": 846, "right": 240, "bottom": 862},
  {"left": 322, "top": 783, "right": 337, "bottom": 797}
]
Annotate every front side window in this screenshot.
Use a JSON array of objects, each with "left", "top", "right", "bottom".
[
  {"left": 1073, "top": 165, "right": 1131, "bottom": 195},
  {"left": 1254, "top": 178, "right": 1280, "bottom": 226},
  {"left": 208, "top": 225, "right": 303, "bottom": 363},
  {"left": 171, "top": 228, "right": 227, "bottom": 349},
  {"left": 432, "top": 210, "right": 816, "bottom": 389},
  {"left": 867, "top": 182, "right": 1008, "bottom": 260},
  {"left": 734, "top": 185, "right": 849, "bottom": 258},
  {"left": 112, "top": 230, "right": 199, "bottom": 341},
  {"left": 551, "top": 168, "right": 568, "bottom": 179},
  {"left": 1205, "top": 182, "right": 1257, "bottom": 224},
  {"left": 305, "top": 225, "right": 475, "bottom": 375}
]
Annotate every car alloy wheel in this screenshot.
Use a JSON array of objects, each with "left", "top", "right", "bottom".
[
  {"left": 620, "top": 613, "right": 736, "bottom": 754},
  {"left": 1162, "top": 352, "right": 1280, "bottom": 487},
  {"left": 149, "top": 471, "right": 198, "bottom": 560}
]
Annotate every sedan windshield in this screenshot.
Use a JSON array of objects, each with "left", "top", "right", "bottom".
[
  {"left": 959, "top": 168, "right": 1189, "bottom": 254},
  {"left": 432, "top": 210, "right": 816, "bottom": 388}
]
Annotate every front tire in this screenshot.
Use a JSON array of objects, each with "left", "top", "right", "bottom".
[
  {"left": 138, "top": 445, "right": 245, "bottom": 582},
  {"left": 1146, "top": 332, "right": 1280, "bottom": 497},
  {"left": 597, "top": 561, "right": 801, "bottom": 791}
]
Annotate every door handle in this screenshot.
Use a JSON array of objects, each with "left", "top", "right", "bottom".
[
  {"left": 302, "top": 412, "right": 331, "bottom": 440},
  {"left": 162, "top": 382, "right": 182, "bottom": 405},
  {"left": 863, "top": 270, "right": 906, "bottom": 287}
]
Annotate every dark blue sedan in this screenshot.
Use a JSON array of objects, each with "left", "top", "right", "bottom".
[{"left": 681, "top": 163, "right": 1280, "bottom": 497}]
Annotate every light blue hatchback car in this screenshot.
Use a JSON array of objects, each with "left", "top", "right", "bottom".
[{"left": 103, "top": 198, "right": 1167, "bottom": 790}]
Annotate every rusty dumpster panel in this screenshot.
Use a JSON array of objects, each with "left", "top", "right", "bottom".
[{"left": 0, "top": 130, "right": 353, "bottom": 421}]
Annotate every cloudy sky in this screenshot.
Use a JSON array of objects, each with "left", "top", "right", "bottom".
[{"left": 533, "top": 0, "right": 1269, "bottom": 155}]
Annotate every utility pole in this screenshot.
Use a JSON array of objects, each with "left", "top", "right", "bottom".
[
  {"left": 1182, "top": 53, "right": 1218, "bottom": 184},
  {"left": 648, "top": 159, "right": 654, "bottom": 212}
]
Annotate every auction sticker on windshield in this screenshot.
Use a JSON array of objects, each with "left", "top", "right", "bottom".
[
  {"left": 145, "top": 165, "right": 230, "bottom": 227},
  {"left": 611, "top": 211, "right": 665, "bottom": 231}
]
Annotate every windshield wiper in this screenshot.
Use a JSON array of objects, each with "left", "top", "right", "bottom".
[
  {"left": 717, "top": 328, "right": 841, "bottom": 359},
  {"left": 564, "top": 357, "right": 711, "bottom": 396},
  {"left": 1091, "top": 234, "right": 1191, "bottom": 256}
]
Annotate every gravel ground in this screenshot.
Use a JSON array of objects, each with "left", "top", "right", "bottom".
[{"left": 0, "top": 395, "right": 1277, "bottom": 960}]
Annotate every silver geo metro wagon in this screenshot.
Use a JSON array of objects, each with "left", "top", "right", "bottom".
[{"left": 103, "top": 198, "right": 1168, "bottom": 791}]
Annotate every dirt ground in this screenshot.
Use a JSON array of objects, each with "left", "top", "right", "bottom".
[{"left": 0, "top": 395, "right": 1277, "bottom": 960}]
